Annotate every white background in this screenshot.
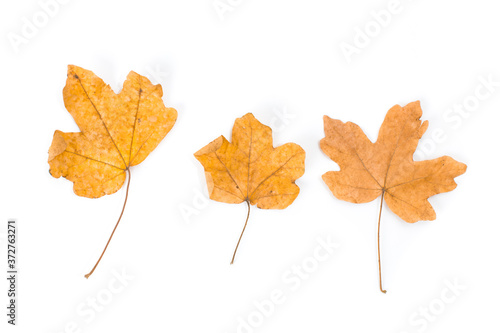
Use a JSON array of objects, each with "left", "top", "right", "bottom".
[{"left": 1, "top": 0, "right": 499, "bottom": 332}]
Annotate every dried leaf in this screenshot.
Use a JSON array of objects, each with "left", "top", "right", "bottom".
[
  {"left": 320, "top": 101, "right": 466, "bottom": 292},
  {"left": 195, "top": 113, "right": 305, "bottom": 263},
  {"left": 48, "top": 65, "right": 177, "bottom": 277}
]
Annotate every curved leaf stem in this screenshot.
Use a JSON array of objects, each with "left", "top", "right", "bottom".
[
  {"left": 378, "top": 191, "right": 387, "bottom": 293},
  {"left": 230, "top": 200, "right": 251, "bottom": 265},
  {"left": 85, "top": 168, "right": 131, "bottom": 279}
]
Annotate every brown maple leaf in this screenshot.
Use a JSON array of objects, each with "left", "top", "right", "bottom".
[
  {"left": 48, "top": 65, "right": 177, "bottom": 278},
  {"left": 320, "top": 101, "right": 466, "bottom": 293},
  {"left": 194, "top": 113, "right": 305, "bottom": 263}
]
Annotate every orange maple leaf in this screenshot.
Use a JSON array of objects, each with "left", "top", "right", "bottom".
[
  {"left": 320, "top": 101, "right": 466, "bottom": 292},
  {"left": 49, "top": 65, "right": 177, "bottom": 278},
  {"left": 195, "top": 113, "right": 305, "bottom": 263}
]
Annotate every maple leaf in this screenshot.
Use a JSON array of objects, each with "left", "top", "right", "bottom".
[
  {"left": 194, "top": 113, "right": 305, "bottom": 263},
  {"left": 48, "top": 65, "right": 177, "bottom": 278},
  {"left": 320, "top": 101, "right": 466, "bottom": 293}
]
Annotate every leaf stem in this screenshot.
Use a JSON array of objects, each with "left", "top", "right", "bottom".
[
  {"left": 378, "top": 191, "right": 387, "bottom": 293},
  {"left": 230, "top": 200, "right": 251, "bottom": 265},
  {"left": 85, "top": 168, "right": 131, "bottom": 279}
]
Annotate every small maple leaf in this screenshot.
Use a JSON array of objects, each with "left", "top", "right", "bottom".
[
  {"left": 320, "top": 101, "right": 466, "bottom": 293},
  {"left": 195, "top": 113, "right": 305, "bottom": 264},
  {"left": 48, "top": 65, "right": 177, "bottom": 278}
]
